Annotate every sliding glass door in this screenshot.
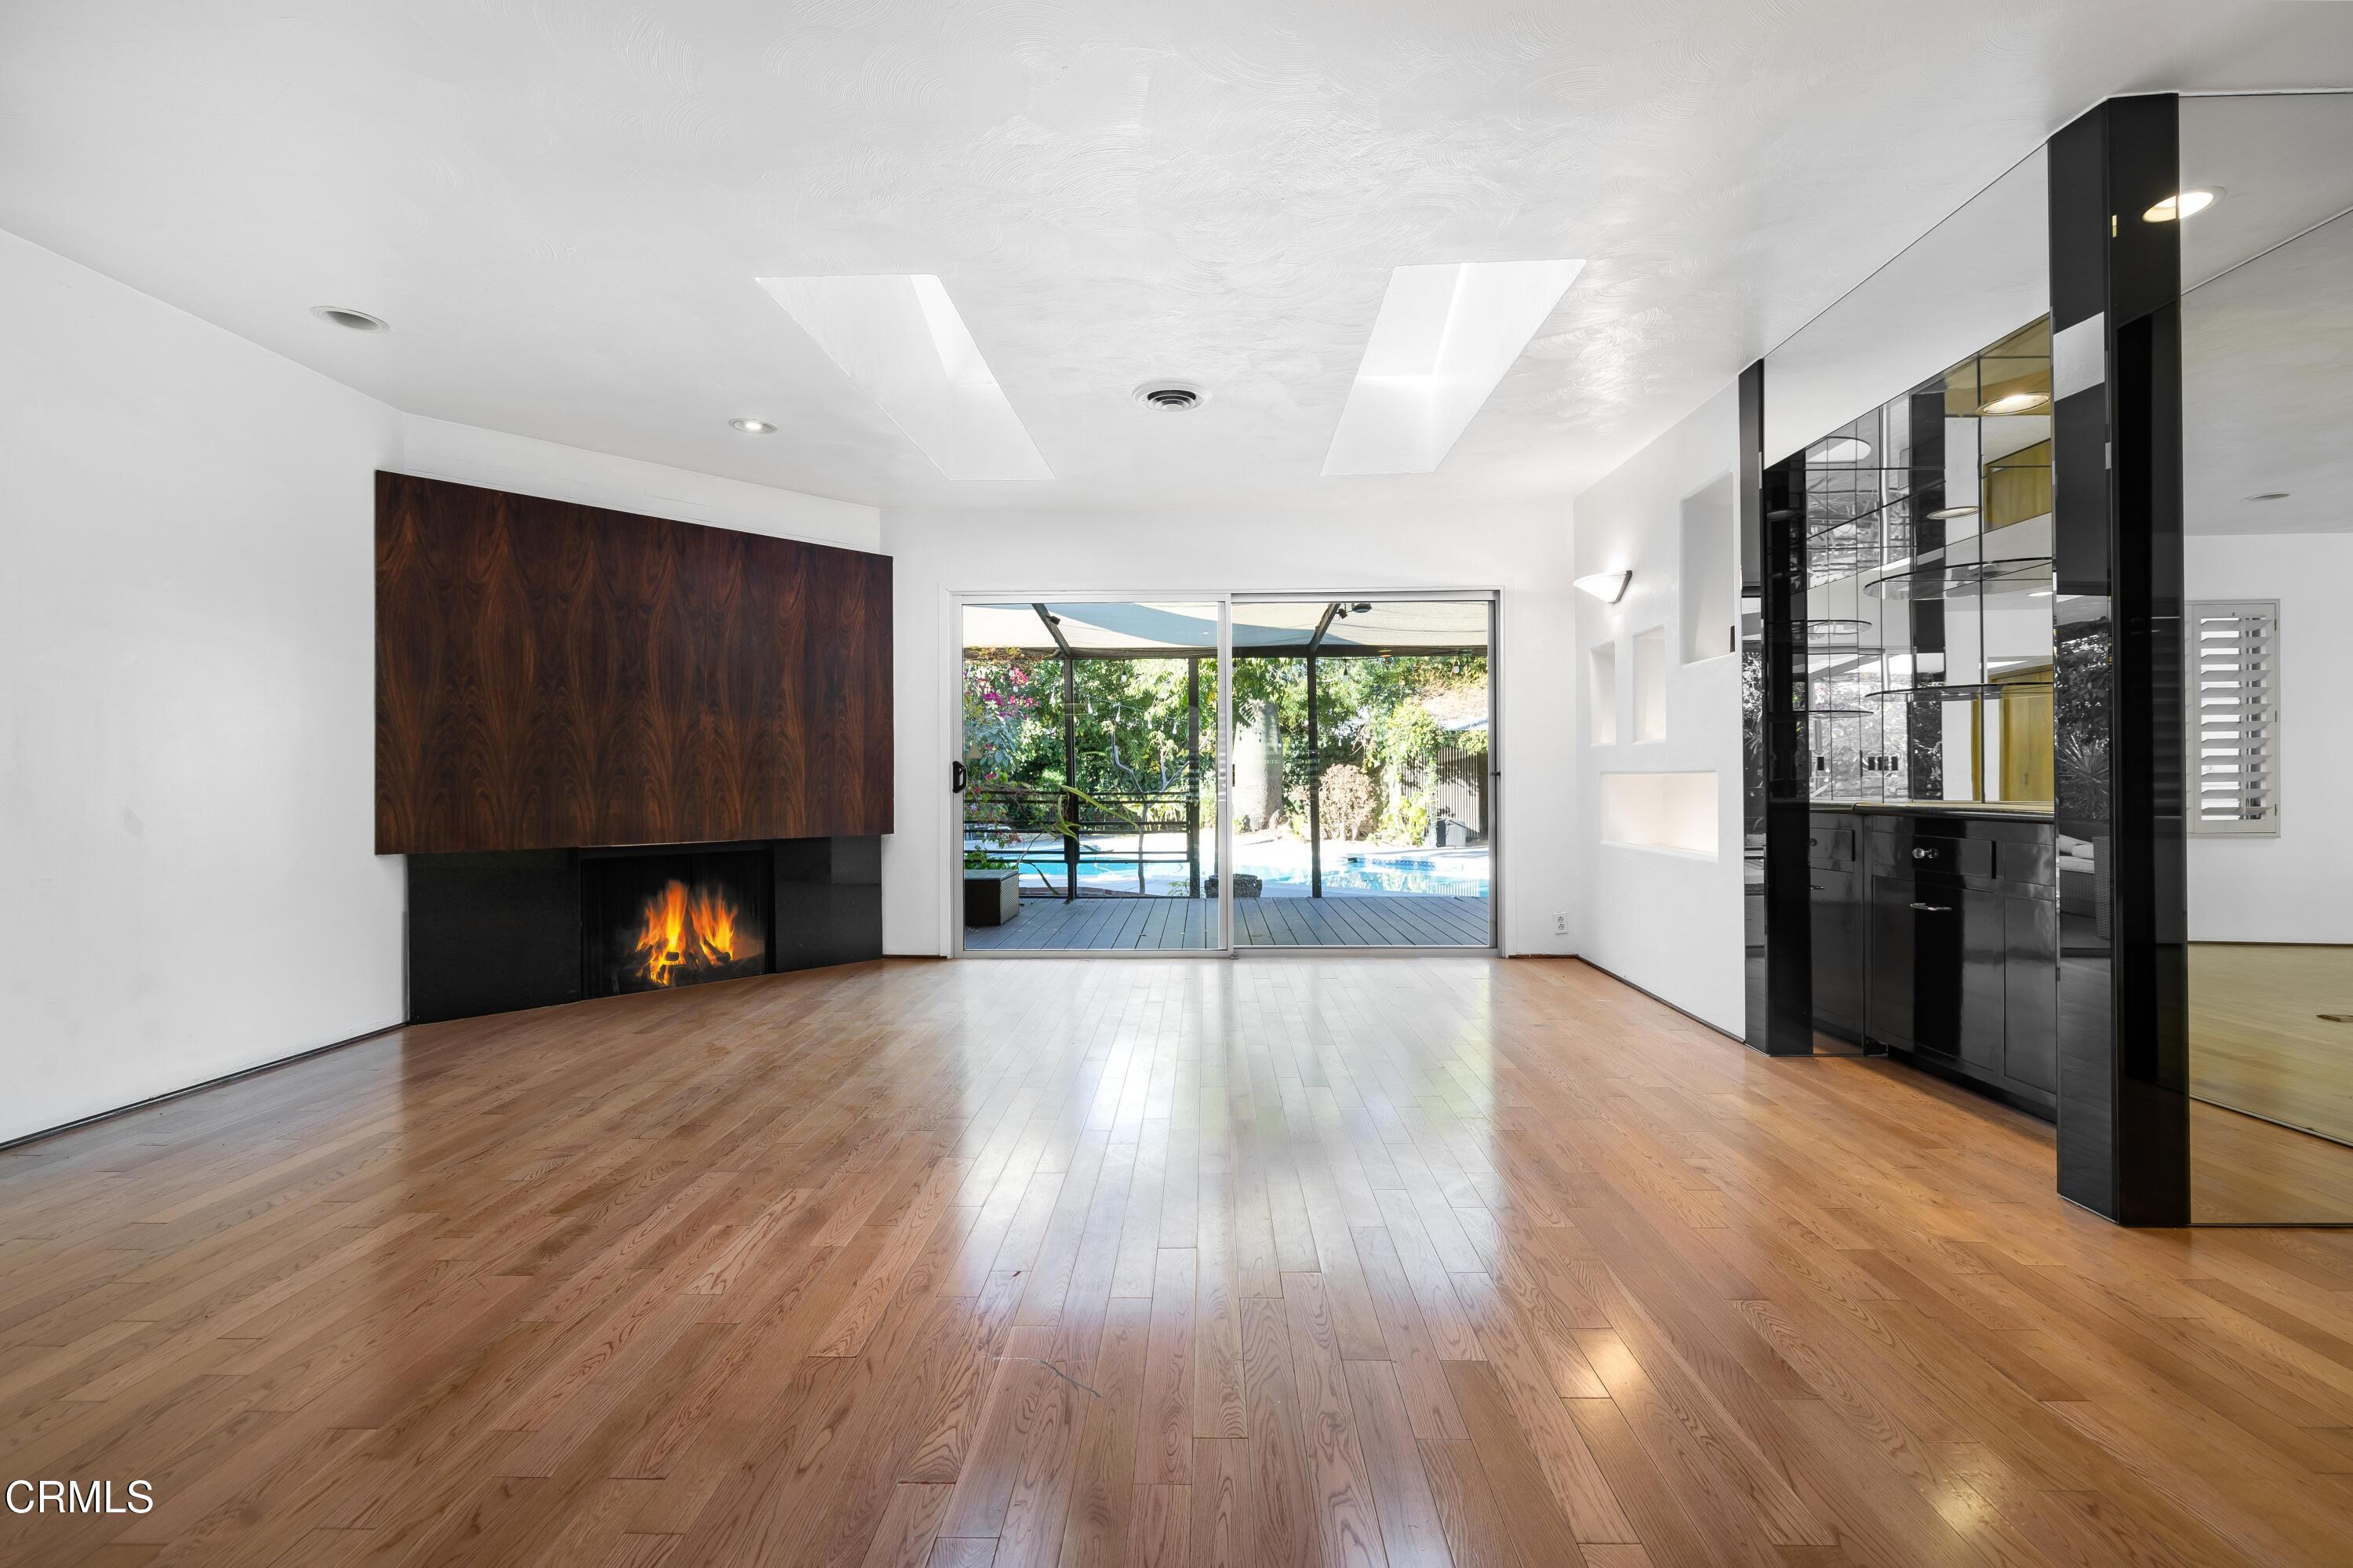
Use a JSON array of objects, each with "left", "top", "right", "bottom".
[
  {"left": 1228, "top": 596, "right": 1494, "bottom": 948},
  {"left": 955, "top": 591, "right": 1495, "bottom": 954},
  {"left": 958, "top": 600, "right": 1228, "bottom": 952}
]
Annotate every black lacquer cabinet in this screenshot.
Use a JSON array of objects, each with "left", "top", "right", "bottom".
[
  {"left": 1857, "top": 808, "right": 2059, "bottom": 1115},
  {"left": 1806, "top": 812, "right": 1864, "bottom": 1046}
]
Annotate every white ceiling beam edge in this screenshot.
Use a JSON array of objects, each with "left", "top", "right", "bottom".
[
  {"left": 1322, "top": 258, "right": 1584, "bottom": 476},
  {"left": 755, "top": 274, "right": 1052, "bottom": 482}
]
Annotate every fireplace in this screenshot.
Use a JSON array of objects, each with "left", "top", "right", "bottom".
[
  {"left": 584, "top": 846, "right": 773, "bottom": 997},
  {"left": 404, "top": 836, "right": 879, "bottom": 1023}
]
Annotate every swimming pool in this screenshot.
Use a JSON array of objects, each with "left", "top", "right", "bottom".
[{"left": 979, "top": 841, "right": 1491, "bottom": 899}]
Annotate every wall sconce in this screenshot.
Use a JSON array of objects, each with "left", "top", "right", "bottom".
[{"left": 1574, "top": 570, "right": 1631, "bottom": 604}]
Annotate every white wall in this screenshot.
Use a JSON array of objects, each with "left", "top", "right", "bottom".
[
  {"left": 398, "top": 416, "right": 879, "bottom": 553},
  {"left": 0, "top": 229, "right": 879, "bottom": 1145},
  {"left": 2185, "top": 532, "right": 2353, "bottom": 944},
  {"left": 1571, "top": 383, "right": 1746, "bottom": 1033},
  {"left": 1, "top": 229, "right": 404, "bottom": 1144},
  {"left": 881, "top": 504, "right": 1577, "bottom": 958}
]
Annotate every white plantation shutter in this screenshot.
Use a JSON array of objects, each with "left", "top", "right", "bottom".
[{"left": 2188, "top": 600, "right": 2280, "bottom": 836}]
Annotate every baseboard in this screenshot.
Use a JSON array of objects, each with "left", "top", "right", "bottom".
[
  {"left": 0, "top": 1022, "right": 406, "bottom": 1154},
  {"left": 1564, "top": 955, "right": 1745, "bottom": 1044}
]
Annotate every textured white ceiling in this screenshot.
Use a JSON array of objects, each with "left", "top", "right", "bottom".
[{"left": 4, "top": 1, "right": 2351, "bottom": 512}]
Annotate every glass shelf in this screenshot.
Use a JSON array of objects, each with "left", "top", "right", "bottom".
[
  {"left": 1866, "top": 682, "right": 2053, "bottom": 702},
  {"left": 1806, "top": 476, "right": 1944, "bottom": 540},
  {"left": 1864, "top": 556, "right": 2053, "bottom": 600}
]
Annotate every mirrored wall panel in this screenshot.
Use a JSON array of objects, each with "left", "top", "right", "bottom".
[
  {"left": 1795, "top": 321, "right": 2055, "bottom": 810},
  {"left": 2181, "top": 92, "right": 2353, "bottom": 1223},
  {"left": 1766, "top": 322, "right": 2062, "bottom": 1106}
]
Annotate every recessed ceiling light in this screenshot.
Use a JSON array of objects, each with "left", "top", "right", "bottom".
[
  {"left": 2144, "top": 188, "right": 2218, "bottom": 223},
  {"left": 2247, "top": 491, "right": 2290, "bottom": 501},
  {"left": 1926, "top": 505, "right": 1979, "bottom": 520},
  {"left": 729, "top": 418, "right": 777, "bottom": 435},
  {"left": 311, "top": 305, "right": 388, "bottom": 333},
  {"left": 1981, "top": 391, "right": 2048, "bottom": 415},
  {"left": 1135, "top": 382, "right": 1206, "bottom": 410},
  {"left": 756, "top": 273, "right": 1050, "bottom": 481},
  {"left": 1574, "top": 570, "right": 1631, "bottom": 604},
  {"left": 1322, "top": 258, "right": 1585, "bottom": 475},
  {"left": 1809, "top": 436, "right": 1873, "bottom": 464}
]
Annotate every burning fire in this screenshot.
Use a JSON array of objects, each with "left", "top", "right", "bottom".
[{"left": 631, "top": 879, "right": 754, "bottom": 988}]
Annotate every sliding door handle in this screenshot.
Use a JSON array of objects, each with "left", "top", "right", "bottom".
[{"left": 951, "top": 760, "right": 966, "bottom": 794}]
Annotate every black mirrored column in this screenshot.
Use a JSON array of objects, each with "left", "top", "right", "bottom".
[
  {"left": 2047, "top": 94, "right": 2190, "bottom": 1224},
  {"left": 1740, "top": 359, "right": 1817, "bottom": 1056},
  {"left": 1740, "top": 360, "right": 1771, "bottom": 1045}
]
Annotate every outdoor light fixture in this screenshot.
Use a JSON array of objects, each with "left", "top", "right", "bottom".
[
  {"left": 2144, "top": 189, "right": 2217, "bottom": 223},
  {"left": 1575, "top": 571, "right": 1631, "bottom": 604}
]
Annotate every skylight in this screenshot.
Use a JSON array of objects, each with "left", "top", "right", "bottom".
[
  {"left": 755, "top": 274, "right": 1052, "bottom": 482},
  {"left": 1322, "top": 259, "right": 1584, "bottom": 476}
]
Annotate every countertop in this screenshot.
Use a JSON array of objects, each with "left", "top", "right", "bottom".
[{"left": 1815, "top": 799, "right": 2056, "bottom": 821}]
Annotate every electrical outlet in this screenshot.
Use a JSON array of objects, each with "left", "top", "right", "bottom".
[{"left": 1552, "top": 911, "right": 1568, "bottom": 936}]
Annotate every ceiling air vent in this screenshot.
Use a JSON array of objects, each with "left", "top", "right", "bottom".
[{"left": 1135, "top": 381, "right": 1206, "bottom": 410}]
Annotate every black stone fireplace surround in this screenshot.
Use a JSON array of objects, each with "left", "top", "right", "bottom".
[{"left": 406, "top": 835, "right": 882, "bottom": 1024}]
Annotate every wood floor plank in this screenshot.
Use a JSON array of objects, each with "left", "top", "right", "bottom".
[
  {"left": 1136, "top": 1248, "right": 1197, "bottom": 1485},
  {"left": 1056, "top": 1297, "right": 1151, "bottom": 1568},
  {"left": 1346, "top": 1359, "right": 1457, "bottom": 1568},
  {"left": 1283, "top": 1270, "right": 1391, "bottom": 1567}
]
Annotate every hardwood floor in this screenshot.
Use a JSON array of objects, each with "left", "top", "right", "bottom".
[
  {"left": 6, "top": 955, "right": 2353, "bottom": 1567},
  {"left": 2188, "top": 942, "right": 2353, "bottom": 1223},
  {"left": 2191, "top": 941, "right": 2353, "bottom": 1146}
]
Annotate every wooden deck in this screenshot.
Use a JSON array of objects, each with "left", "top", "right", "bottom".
[{"left": 963, "top": 893, "right": 1492, "bottom": 949}]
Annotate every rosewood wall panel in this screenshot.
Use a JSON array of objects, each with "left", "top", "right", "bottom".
[{"left": 376, "top": 473, "right": 892, "bottom": 854}]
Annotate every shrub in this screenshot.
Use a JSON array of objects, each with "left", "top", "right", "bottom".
[
  {"left": 1379, "top": 792, "right": 1431, "bottom": 846},
  {"left": 1315, "top": 762, "right": 1379, "bottom": 841}
]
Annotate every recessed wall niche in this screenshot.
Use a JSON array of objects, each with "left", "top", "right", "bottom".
[
  {"left": 1602, "top": 771, "right": 1720, "bottom": 857},
  {"left": 1633, "top": 628, "right": 1667, "bottom": 742},
  {"left": 1680, "top": 475, "right": 1737, "bottom": 663},
  {"left": 1589, "top": 642, "right": 1618, "bottom": 744}
]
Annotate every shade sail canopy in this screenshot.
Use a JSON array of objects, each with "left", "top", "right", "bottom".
[{"left": 962, "top": 599, "right": 1489, "bottom": 657}]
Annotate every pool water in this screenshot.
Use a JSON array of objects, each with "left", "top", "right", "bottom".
[
  {"left": 1253, "top": 856, "right": 1487, "bottom": 896},
  {"left": 980, "top": 842, "right": 1490, "bottom": 899}
]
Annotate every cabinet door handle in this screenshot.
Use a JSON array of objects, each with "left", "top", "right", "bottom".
[
  {"left": 1911, "top": 846, "right": 1938, "bottom": 860},
  {"left": 1908, "top": 900, "right": 1952, "bottom": 912},
  {"left": 1810, "top": 882, "right": 1826, "bottom": 891}
]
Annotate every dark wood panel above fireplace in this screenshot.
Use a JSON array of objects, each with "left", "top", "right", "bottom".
[{"left": 375, "top": 472, "right": 892, "bottom": 854}]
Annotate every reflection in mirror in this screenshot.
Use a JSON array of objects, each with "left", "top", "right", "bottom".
[
  {"left": 1795, "top": 321, "right": 2055, "bottom": 808},
  {"left": 2181, "top": 93, "right": 2353, "bottom": 1222}
]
